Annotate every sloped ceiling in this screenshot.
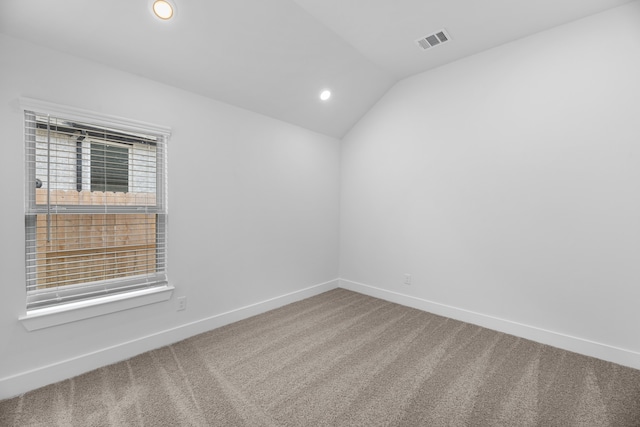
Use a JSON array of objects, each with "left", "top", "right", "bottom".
[{"left": 0, "top": 0, "right": 635, "bottom": 138}]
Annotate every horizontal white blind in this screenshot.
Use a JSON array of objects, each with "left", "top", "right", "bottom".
[{"left": 24, "top": 110, "right": 168, "bottom": 310}]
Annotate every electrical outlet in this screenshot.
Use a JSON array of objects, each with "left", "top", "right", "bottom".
[
  {"left": 404, "top": 274, "right": 412, "bottom": 285},
  {"left": 177, "top": 296, "right": 187, "bottom": 311}
]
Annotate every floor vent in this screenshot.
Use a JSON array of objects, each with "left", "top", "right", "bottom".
[{"left": 415, "top": 29, "right": 451, "bottom": 50}]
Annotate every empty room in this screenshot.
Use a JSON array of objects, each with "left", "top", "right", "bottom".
[{"left": 1, "top": 0, "right": 639, "bottom": 425}]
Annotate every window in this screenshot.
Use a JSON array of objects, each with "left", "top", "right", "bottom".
[
  {"left": 90, "top": 142, "right": 129, "bottom": 193},
  {"left": 23, "top": 102, "right": 169, "bottom": 312}
]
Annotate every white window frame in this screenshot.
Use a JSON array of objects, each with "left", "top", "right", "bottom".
[{"left": 19, "top": 98, "right": 173, "bottom": 331}]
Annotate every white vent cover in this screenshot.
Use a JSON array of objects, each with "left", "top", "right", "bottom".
[{"left": 415, "top": 29, "right": 451, "bottom": 50}]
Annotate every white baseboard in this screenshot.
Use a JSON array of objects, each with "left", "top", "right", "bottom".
[
  {"left": 0, "top": 279, "right": 339, "bottom": 400},
  {"left": 5, "top": 277, "right": 638, "bottom": 400},
  {"left": 339, "top": 278, "right": 640, "bottom": 371}
]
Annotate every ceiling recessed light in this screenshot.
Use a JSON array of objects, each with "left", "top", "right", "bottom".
[
  {"left": 153, "top": 0, "right": 174, "bottom": 20},
  {"left": 320, "top": 90, "right": 331, "bottom": 101}
]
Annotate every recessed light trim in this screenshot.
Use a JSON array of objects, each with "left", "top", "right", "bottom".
[
  {"left": 153, "top": 0, "right": 174, "bottom": 20},
  {"left": 320, "top": 90, "right": 331, "bottom": 101}
]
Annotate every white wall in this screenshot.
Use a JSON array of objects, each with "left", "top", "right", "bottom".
[
  {"left": 340, "top": 3, "right": 640, "bottom": 368},
  {"left": 0, "top": 33, "right": 340, "bottom": 398}
]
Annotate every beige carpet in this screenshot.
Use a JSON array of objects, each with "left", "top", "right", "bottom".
[{"left": 2, "top": 289, "right": 639, "bottom": 426}]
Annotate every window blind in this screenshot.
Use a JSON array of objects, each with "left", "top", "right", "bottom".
[{"left": 24, "top": 110, "right": 168, "bottom": 311}]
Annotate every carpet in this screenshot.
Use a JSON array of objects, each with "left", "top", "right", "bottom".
[{"left": 1, "top": 288, "right": 639, "bottom": 426}]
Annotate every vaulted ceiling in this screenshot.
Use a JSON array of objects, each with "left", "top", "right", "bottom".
[{"left": 0, "top": 0, "right": 634, "bottom": 138}]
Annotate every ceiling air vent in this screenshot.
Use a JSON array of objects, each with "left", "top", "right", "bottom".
[{"left": 415, "top": 29, "right": 451, "bottom": 51}]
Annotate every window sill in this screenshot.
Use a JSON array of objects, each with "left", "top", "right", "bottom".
[{"left": 19, "top": 285, "right": 174, "bottom": 331}]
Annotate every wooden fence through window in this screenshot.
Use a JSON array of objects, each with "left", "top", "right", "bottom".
[{"left": 34, "top": 189, "right": 157, "bottom": 289}]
